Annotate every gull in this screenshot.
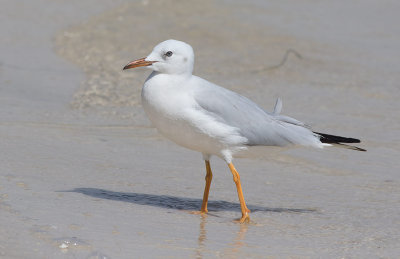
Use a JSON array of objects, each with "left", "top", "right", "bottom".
[{"left": 123, "top": 39, "right": 365, "bottom": 223}]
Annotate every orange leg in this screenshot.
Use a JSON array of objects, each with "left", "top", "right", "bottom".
[
  {"left": 200, "top": 160, "right": 213, "bottom": 213},
  {"left": 228, "top": 163, "right": 250, "bottom": 223}
]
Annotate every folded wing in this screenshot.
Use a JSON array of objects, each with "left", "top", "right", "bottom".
[{"left": 192, "top": 77, "right": 323, "bottom": 148}]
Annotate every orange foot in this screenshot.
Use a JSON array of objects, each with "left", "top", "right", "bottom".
[
  {"left": 237, "top": 211, "right": 250, "bottom": 223},
  {"left": 188, "top": 210, "right": 208, "bottom": 215}
]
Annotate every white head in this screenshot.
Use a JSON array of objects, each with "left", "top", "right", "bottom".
[{"left": 123, "top": 39, "right": 194, "bottom": 75}]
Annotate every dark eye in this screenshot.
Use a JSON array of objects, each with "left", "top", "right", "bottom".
[{"left": 165, "top": 51, "right": 173, "bottom": 57}]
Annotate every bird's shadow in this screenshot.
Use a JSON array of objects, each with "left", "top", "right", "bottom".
[{"left": 66, "top": 188, "right": 317, "bottom": 214}]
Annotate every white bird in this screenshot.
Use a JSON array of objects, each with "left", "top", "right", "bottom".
[{"left": 123, "top": 39, "right": 365, "bottom": 223}]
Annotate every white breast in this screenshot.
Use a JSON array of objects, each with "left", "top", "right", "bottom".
[{"left": 141, "top": 73, "right": 247, "bottom": 159}]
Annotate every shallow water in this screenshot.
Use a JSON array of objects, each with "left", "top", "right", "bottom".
[{"left": 1, "top": 0, "right": 400, "bottom": 258}]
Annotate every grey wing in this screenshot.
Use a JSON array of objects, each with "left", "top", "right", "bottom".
[{"left": 193, "top": 79, "right": 322, "bottom": 147}]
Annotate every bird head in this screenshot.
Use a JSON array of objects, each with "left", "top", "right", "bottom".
[{"left": 123, "top": 39, "right": 194, "bottom": 75}]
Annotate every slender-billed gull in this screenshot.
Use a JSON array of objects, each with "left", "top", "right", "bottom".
[{"left": 123, "top": 39, "right": 365, "bottom": 223}]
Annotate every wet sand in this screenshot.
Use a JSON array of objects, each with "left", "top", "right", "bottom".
[{"left": 1, "top": 0, "right": 399, "bottom": 258}]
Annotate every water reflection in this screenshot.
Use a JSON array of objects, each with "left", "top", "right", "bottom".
[
  {"left": 194, "top": 214, "right": 249, "bottom": 259},
  {"left": 195, "top": 214, "right": 207, "bottom": 259},
  {"left": 225, "top": 223, "right": 248, "bottom": 258}
]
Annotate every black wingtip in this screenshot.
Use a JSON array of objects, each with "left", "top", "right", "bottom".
[
  {"left": 314, "top": 131, "right": 366, "bottom": 151},
  {"left": 355, "top": 146, "right": 367, "bottom": 152},
  {"left": 314, "top": 132, "right": 361, "bottom": 144},
  {"left": 332, "top": 143, "right": 367, "bottom": 152}
]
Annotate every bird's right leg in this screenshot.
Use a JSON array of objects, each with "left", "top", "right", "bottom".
[{"left": 200, "top": 160, "right": 213, "bottom": 213}]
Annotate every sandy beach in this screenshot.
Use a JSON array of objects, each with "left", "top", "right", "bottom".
[{"left": 1, "top": 0, "right": 399, "bottom": 258}]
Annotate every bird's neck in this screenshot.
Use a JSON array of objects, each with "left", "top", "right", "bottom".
[{"left": 145, "top": 71, "right": 192, "bottom": 85}]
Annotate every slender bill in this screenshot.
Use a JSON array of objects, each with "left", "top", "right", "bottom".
[{"left": 123, "top": 57, "right": 157, "bottom": 70}]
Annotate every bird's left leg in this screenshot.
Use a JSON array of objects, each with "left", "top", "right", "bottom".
[
  {"left": 228, "top": 162, "right": 250, "bottom": 223},
  {"left": 200, "top": 160, "right": 213, "bottom": 213}
]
